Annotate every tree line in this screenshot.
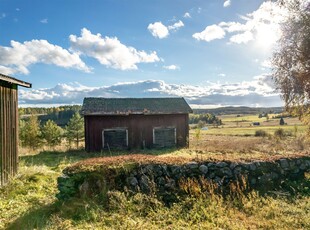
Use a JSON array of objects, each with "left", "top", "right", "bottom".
[
  {"left": 19, "top": 105, "right": 82, "bottom": 127},
  {"left": 19, "top": 112, "right": 84, "bottom": 149},
  {"left": 189, "top": 113, "right": 222, "bottom": 127}
]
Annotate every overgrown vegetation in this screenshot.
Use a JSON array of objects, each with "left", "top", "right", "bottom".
[
  {"left": 0, "top": 150, "right": 309, "bottom": 229},
  {"left": 19, "top": 112, "right": 84, "bottom": 150}
]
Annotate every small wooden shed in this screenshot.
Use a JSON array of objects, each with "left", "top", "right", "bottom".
[
  {"left": 82, "top": 97, "right": 192, "bottom": 151},
  {"left": 0, "top": 73, "right": 31, "bottom": 186}
]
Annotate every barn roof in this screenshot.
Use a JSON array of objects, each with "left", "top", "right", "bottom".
[
  {"left": 82, "top": 97, "right": 193, "bottom": 115},
  {"left": 0, "top": 73, "right": 32, "bottom": 88}
]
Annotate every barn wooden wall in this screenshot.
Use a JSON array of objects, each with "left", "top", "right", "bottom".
[
  {"left": 84, "top": 114, "right": 189, "bottom": 152},
  {"left": 0, "top": 81, "right": 18, "bottom": 186}
]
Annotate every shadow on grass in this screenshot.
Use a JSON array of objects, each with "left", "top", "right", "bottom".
[
  {"left": 19, "top": 148, "right": 181, "bottom": 168},
  {"left": 6, "top": 198, "right": 106, "bottom": 230},
  {"left": 6, "top": 202, "right": 59, "bottom": 230}
]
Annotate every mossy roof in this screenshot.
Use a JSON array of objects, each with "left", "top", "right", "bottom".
[{"left": 82, "top": 97, "right": 193, "bottom": 115}]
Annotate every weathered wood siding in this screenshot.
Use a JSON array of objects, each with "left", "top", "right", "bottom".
[
  {"left": 0, "top": 81, "right": 18, "bottom": 186},
  {"left": 84, "top": 114, "right": 189, "bottom": 152}
]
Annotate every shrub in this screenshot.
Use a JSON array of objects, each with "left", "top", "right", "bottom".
[
  {"left": 255, "top": 130, "right": 268, "bottom": 137},
  {"left": 274, "top": 128, "right": 285, "bottom": 139}
]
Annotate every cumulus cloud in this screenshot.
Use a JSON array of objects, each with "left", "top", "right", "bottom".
[
  {"left": 223, "top": 0, "right": 231, "bottom": 8},
  {"left": 70, "top": 28, "right": 160, "bottom": 70},
  {"left": 183, "top": 12, "right": 191, "bottom": 18},
  {"left": 193, "top": 1, "right": 286, "bottom": 45},
  {"left": 0, "top": 39, "right": 91, "bottom": 75},
  {"left": 147, "top": 22, "right": 169, "bottom": 39},
  {"left": 148, "top": 20, "right": 184, "bottom": 38},
  {"left": 193, "top": 25, "right": 225, "bottom": 42},
  {"left": 19, "top": 76, "right": 282, "bottom": 107},
  {"left": 163, "top": 65, "right": 179, "bottom": 70},
  {"left": 168, "top": 20, "right": 184, "bottom": 31},
  {"left": 229, "top": 31, "right": 253, "bottom": 44}
]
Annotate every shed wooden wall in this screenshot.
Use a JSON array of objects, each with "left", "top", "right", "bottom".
[
  {"left": 84, "top": 114, "right": 189, "bottom": 152},
  {"left": 0, "top": 81, "right": 18, "bottom": 186}
]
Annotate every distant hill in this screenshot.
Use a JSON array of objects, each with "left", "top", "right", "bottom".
[
  {"left": 19, "top": 105, "right": 82, "bottom": 127},
  {"left": 193, "top": 106, "right": 284, "bottom": 115}
]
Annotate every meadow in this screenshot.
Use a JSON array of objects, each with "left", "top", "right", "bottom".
[{"left": 0, "top": 113, "right": 310, "bottom": 229}]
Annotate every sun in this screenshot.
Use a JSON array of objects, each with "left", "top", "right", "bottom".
[{"left": 256, "top": 24, "right": 280, "bottom": 49}]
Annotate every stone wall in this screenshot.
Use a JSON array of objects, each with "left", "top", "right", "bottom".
[{"left": 57, "top": 156, "right": 310, "bottom": 201}]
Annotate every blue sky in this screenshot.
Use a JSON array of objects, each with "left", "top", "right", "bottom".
[{"left": 0, "top": 0, "right": 286, "bottom": 107}]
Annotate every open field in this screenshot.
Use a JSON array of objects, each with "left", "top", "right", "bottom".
[
  {"left": 195, "top": 125, "right": 307, "bottom": 136},
  {"left": 1, "top": 113, "right": 310, "bottom": 229},
  {"left": 195, "top": 114, "right": 307, "bottom": 136}
]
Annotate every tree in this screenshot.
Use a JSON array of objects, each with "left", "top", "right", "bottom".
[
  {"left": 272, "top": 0, "right": 310, "bottom": 128},
  {"left": 65, "top": 112, "right": 84, "bottom": 149},
  {"left": 20, "top": 115, "right": 41, "bottom": 149},
  {"left": 42, "top": 120, "right": 63, "bottom": 148},
  {"left": 279, "top": 117, "right": 285, "bottom": 126}
]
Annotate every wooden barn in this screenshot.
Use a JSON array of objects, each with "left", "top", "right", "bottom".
[
  {"left": 0, "top": 73, "right": 31, "bottom": 186},
  {"left": 82, "top": 97, "right": 192, "bottom": 151}
]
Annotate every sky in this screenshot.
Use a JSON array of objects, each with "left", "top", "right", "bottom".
[{"left": 0, "top": 0, "right": 287, "bottom": 108}]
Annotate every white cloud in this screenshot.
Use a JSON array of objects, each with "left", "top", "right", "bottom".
[
  {"left": 148, "top": 20, "right": 184, "bottom": 38},
  {"left": 19, "top": 77, "right": 282, "bottom": 107},
  {"left": 193, "top": 25, "right": 225, "bottom": 42},
  {"left": 0, "top": 13, "right": 6, "bottom": 19},
  {"left": 219, "top": 22, "right": 247, "bottom": 33},
  {"left": 183, "top": 12, "right": 191, "bottom": 18},
  {"left": 194, "top": 1, "right": 286, "bottom": 45},
  {"left": 260, "top": 59, "right": 273, "bottom": 70},
  {"left": 163, "top": 65, "right": 180, "bottom": 70},
  {"left": 70, "top": 28, "right": 160, "bottom": 70},
  {"left": 0, "top": 39, "right": 91, "bottom": 75},
  {"left": 223, "top": 0, "right": 231, "bottom": 8},
  {"left": 168, "top": 20, "right": 184, "bottom": 31},
  {"left": 40, "top": 18, "right": 48, "bottom": 24},
  {"left": 147, "top": 22, "right": 169, "bottom": 39},
  {"left": 229, "top": 31, "right": 253, "bottom": 44},
  {"left": 218, "top": 73, "right": 226, "bottom": 77}
]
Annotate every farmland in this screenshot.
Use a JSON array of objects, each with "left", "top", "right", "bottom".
[{"left": 0, "top": 112, "right": 310, "bottom": 229}]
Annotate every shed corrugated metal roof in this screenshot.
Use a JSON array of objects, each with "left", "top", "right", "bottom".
[
  {"left": 82, "top": 97, "right": 193, "bottom": 115},
  {"left": 0, "top": 73, "right": 32, "bottom": 88}
]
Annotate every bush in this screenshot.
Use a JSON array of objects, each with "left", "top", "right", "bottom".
[
  {"left": 280, "top": 117, "right": 285, "bottom": 125},
  {"left": 274, "top": 128, "right": 285, "bottom": 139},
  {"left": 255, "top": 130, "right": 268, "bottom": 137}
]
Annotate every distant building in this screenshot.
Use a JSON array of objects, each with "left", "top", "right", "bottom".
[
  {"left": 82, "top": 97, "right": 192, "bottom": 151},
  {"left": 0, "top": 73, "right": 31, "bottom": 186}
]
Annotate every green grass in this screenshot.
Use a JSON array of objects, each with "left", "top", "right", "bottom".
[
  {"left": 198, "top": 125, "right": 307, "bottom": 136},
  {"left": 220, "top": 114, "right": 264, "bottom": 122},
  {"left": 0, "top": 148, "right": 309, "bottom": 229}
]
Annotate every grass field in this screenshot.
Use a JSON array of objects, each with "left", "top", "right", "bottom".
[
  {"left": 0, "top": 149, "right": 309, "bottom": 230},
  {"left": 198, "top": 125, "right": 307, "bottom": 136},
  {"left": 0, "top": 113, "right": 310, "bottom": 229}
]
